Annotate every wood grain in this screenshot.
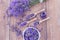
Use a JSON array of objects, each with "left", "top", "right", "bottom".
[{"left": 0, "top": 0, "right": 60, "bottom": 40}]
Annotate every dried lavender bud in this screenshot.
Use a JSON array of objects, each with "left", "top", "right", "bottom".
[
  {"left": 15, "top": 28, "right": 22, "bottom": 36},
  {"left": 19, "top": 21, "right": 27, "bottom": 27},
  {"left": 8, "top": 0, "right": 30, "bottom": 17},
  {"left": 23, "top": 27, "right": 40, "bottom": 40},
  {"left": 33, "top": 21, "right": 39, "bottom": 27},
  {"left": 40, "top": 12, "right": 47, "bottom": 19},
  {"left": 25, "top": 13, "right": 35, "bottom": 21},
  {"left": 13, "top": 27, "right": 22, "bottom": 36}
]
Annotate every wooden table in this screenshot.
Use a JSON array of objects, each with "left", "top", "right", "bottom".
[{"left": 0, "top": 0, "right": 60, "bottom": 40}]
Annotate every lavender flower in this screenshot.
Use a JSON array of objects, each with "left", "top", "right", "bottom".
[{"left": 8, "top": 0, "right": 30, "bottom": 17}]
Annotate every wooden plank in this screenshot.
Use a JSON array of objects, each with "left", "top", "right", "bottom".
[{"left": 0, "top": 0, "right": 60, "bottom": 40}]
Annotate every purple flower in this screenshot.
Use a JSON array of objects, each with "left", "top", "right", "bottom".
[{"left": 8, "top": 0, "right": 30, "bottom": 17}]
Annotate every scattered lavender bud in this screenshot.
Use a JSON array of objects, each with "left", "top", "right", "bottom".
[
  {"left": 40, "top": 12, "right": 47, "bottom": 19},
  {"left": 33, "top": 21, "right": 39, "bottom": 27},
  {"left": 12, "top": 26, "right": 22, "bottom": 36},
  {"left": 15, "top": 28, "right": 22, "bottom": 36},
  {"left": 25, "top": 13, "right": 35, "bottom": 21},
  {"left": 19, "top": 21, "right": 27, "bottom": 27}
]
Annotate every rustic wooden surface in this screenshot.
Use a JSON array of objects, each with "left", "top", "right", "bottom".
[
  {"left": 47, "top": 0, "right": 60, "bottom": 40},
  {"left": 0, "top": 0, "right": 60, "bottom": 40}
]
